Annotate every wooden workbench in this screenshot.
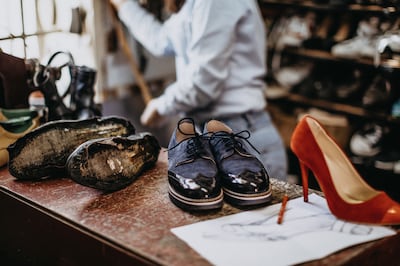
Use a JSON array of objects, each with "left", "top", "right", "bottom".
[{"left": 0, "top": 150, "right": 399, "bottom": 265}]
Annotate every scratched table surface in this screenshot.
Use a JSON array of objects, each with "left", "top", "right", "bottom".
[{"left": 0, "top": 149, "right": 399, "bottom": 266}]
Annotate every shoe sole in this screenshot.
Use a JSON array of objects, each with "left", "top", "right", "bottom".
[
  {"left": 223, "top": 184, "right": 272, "bottom": 207},
  {"left": 168, "top": 183, "right": 223, "bottom": 211},
  {"left": 66, "top": 132, "right": 160, "bottom": 191},
  {"left": 8, "top": 116, "right": 136, "bottom": 179}
]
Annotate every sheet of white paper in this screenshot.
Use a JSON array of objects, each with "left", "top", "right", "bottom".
[{"left": 171, "top": 194, "right": 396, "bottom": 266}]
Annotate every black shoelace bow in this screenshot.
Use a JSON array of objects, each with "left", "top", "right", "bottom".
[
  {"left": 210, "top": 130, "right": 260, "bottom": 155},
  {"left": 168, "top": 118, "right": 209, "bottom": 160}
]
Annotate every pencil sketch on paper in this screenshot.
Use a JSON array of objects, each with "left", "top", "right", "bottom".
[
  {"left": 203, "top": 207, "right": 373, "bottom": 242},
  {"left": 171, "top": 194, "right": 397, "bottom": 266}
]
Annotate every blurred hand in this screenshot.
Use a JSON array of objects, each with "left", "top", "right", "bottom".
[{"left": 140, "top": 98, "right": 169, "bottom": 128}]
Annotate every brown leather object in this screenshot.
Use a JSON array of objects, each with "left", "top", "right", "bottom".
[{"left": 0, "top": 51, "right": 31, "bottom": 109}]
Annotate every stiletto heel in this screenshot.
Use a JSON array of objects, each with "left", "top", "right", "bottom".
[
  {"left": 290, "top": 115, "right": 400, "bottom": 225},
  {"left": 299, "top": 161, "right": 309, "bottom": 203}
]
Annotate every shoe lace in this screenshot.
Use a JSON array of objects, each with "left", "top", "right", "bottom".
[
  {"left": 168, "top": 134, "right": 210, "bottom": 160},
  {"left": 187, "top": 135, "right": 209, "bottom": 158},
  {"left": 168, "top": 117, "right": 209, "bottom": 160},
  {"left": 210, "top": 130, "right": 260, "bottom": 155}
]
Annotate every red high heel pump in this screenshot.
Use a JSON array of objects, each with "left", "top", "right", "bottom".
[{"left": 290, "top": 115, "right": 400, "bottom": 225}]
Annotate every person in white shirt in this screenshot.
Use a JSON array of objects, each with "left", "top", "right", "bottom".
[{"left": 110, "top": 0, "right": 288, "bottom": 180}]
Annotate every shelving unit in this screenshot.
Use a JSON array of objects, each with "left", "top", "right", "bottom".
[
  {"left": 261, "top": 0, "right": 400, "bottom": 195},
  {"left": 261, "top": 0, "right": 400, "bottom": 122},
  {"left": 270, "top": 47, "right": 400, "bottom": 123},
  {"left": 284, "top": 47, "right": 400, "bottom": 69},
  {"left": 260, "top": 0, "right": 400, "bottom": 16}
]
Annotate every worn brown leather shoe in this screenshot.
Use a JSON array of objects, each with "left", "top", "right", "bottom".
[
  {"left": 8, "top": 116, "right": 135, "bottom": 179},
  {"left": 66, "top": 132, "right": 160, "bottom": 191}
]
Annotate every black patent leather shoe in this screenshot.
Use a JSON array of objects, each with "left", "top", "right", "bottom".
[
  {"left": 66, "top": 132, "right": 160, "bottom": 191},
  {"left": 205, "top": 120, "right": 272, "bottom": 207},
  {"left": 168, "top": 118, "right": 223, "bottom": 211},
  {"left": 8, "top": 116, "right": 135, "bottom": 179}
]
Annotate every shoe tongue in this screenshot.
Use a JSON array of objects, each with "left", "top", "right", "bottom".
[
  {"left": 176, "top": 122, "right": 197, "bottom": 142},
  {"left": 206, "top": 120, "right": 233, "bottom": 133},
  {"left": 206, "top": 120, "right": 236, "bottom": 159}
]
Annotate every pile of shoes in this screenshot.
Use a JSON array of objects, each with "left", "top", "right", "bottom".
[
  {"left": 167, "top": 118, "right": 271, "bottom": 211},
  {"left": 290, "top": 62, "right": 400, "bottom": 111},
  {"left": 330, "top": 16, "right": 400, "bottom": 66},
  {"left": 292, "top": 63, "right": 364, "bottom": 101},
  {"left": 331, "top": 16, "right": 383, "bottom": 60},
  {"left": 265, "top": 7, "right": 400, "bottom": 115},
  {"left": 25, "top": 51, "right": 102, "bottom": 122},
  {"left": 1, "top": 50, "right": 102, "bottom": 122},
  {"left": 7, "top": 116, "right": 161, "bottom": 191},
  {"left": 0, "top": 50, "right": 107, "bottom": 170}
]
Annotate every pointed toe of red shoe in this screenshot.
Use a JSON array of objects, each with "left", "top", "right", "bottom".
[{"left": 381, "top": 204, "right": 400, "bottom": 225}]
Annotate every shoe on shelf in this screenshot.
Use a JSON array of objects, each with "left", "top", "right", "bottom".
[
  {"left": 331, "top": 16, "right": 381, "bottom": 59},
  {"left": 290, "top": 115, "right": 400, "bottom": 225},
  {"left": 374, "top": 30, "right": 400, "bottom": 66},
  {"left": 0, "top": 108, "right": 40, "bottom": 167},
  {"left": 66, "top": 132, "right": 160, "bottom": 191},
  {"left": 349, "top": 122, "right": 388, "bottom": 157},
  {"left": 167, "top": 118, "right": 223, "bottom": 211},
  {"left": 268, "top": 13, "right": 314, "bottom": 50},
  {"left": 8, "top": 116, "right": 136, "bottom": 179},
  {"left": 331, "top": 35, "right": 378, "bottom": 59},
  {"left": 293, "top": 63, "right": 336, "bottom": 100},
  {"left": 273, "top": 61, "right": 314, "bottom": 90},
  {"left": 303, "top": 13, "right": 354, "bottom": 51},
  {"left": 332, "top": 14, "right": 354, "bottom": 44},
  {"left": 205, "top": 120, "right": 271, "bottom": 207},
  {"left": 362, "top": 74, "right": 394, "bottom": 109},
  {"left": 373, "top": 150, "right": 400, "bottom": 173},
  {"left": 302, "top": 15, "right": 335, "bottom": 50},
  {"left": 303, "top": 14, "right": 355, "bottom": 51},
  {"left": 335, "top": 67, "right": 364, "bottom": 102},
  {"left": 314, "top": 76, "right": 336, "bottom": 100}
]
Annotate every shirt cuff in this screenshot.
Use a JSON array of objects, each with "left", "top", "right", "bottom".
[
  {"left": 154, "top": 95, "right": 170, "bottom": 116},
  {"left": 156, "top": 90, "right": 183, "bottom": 117}
]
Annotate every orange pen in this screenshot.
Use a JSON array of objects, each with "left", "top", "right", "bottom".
[{"left": 277, "top": 194, "right": 289, "bottom": 224}]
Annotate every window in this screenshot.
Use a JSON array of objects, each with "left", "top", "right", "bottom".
[
  {"left": 0, "top": 0, "right": 98, "bottom": 96},
  {"left": 0, "top": 0, "right": 95, "bottom": 65}
]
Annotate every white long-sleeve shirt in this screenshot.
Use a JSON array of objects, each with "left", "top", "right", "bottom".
[{"left": 118, "top": 0, "right": 267, "bottom": 122}]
